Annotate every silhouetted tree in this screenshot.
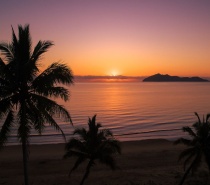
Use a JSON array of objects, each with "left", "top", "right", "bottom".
[
  {"left": 0, "top": 24, "right": 73, "bottom": 185},
  {"left": 64, "top": 115, "right": 121, "bottom": 185},
  {"left": 175, "top": 112, "right": 210, "bottom": 185}
]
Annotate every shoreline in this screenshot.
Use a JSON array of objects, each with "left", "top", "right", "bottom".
[
  {"left": 0, "top": 139, "right": 209, "bottom": 185},
  {"left": 3, "top": 138, "right": 172, "bottom": 146},
  {"left": 5, "top": 127, "right": 183, "bottom": 146}
]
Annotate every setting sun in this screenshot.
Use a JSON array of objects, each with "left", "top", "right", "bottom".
[
  {"left": 107, "top": 68, "right": 122, "bottom": 77},
  {"left": 111, "top": 70, "right": 119, "bottom": 77}
]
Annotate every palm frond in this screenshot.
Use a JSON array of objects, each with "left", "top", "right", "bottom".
[
  {"left": 0, "top": 59, "right": 16, "bottom": 86},
  {"left": 106, "top": 139, "right": 121, "bottom": 154},
  {"left": 0, "top": 64, "right": 19, "bottom": 98},
  {"left": 88, "top": 115, "right": 102, "bottom": 135},
  {"left": 41, "top": 109, "right": 66, "bottom": 141},
  {"left": 182, "top": 126, "right": 196, "bottom": 138},
  {"left": 67, "top": 156, "right": 86, "bottom": 177},
  {"left": 0, "top": 111, "right": 14, "bottom": 148},
  {"left": 99, "top": 154, "right": 116, "bottom": 170},
  {"left": 97, "top": 139, "right": 121, "bottom": 157},
  {"left": 25, "top": 40, "right": 53, "bottom": 79},
  {"left": 191, "top": 152, "right": 202, "bottom": 173},
  {"left": 30, "top": 95, "right": 67, "bottom": 139},
  {"left": 73, "top": 128, "right": 88, "bottom": 140},
  {"left": 174, "top": 138, "right": 192, "bottom": 146},
  {"left": 0, "top": 97, "right": 13, "bottom": 119},
  {"left": 182, "top": 151, "right": 198, "bottom": 170},
  {"left": 30, "top": 93, "right": 72, "bottom": 123},
  {"left": 98, "top": 129, "right": 113, "bottom": 139},
  {"left": 194, "top": 112, "right": 201, "bottom": 124},
  {"left": 31, "top": 40, "right": 53, "bottom": 62},
  {"left": 0, "top": 57, "right": 6, "bottom": 68},
  {"left": 17, "top": 25, "right": 32, "bottom": 64},
  {"left": 91, "top": 115, "right": 96, "bottom": 125},
  {"left": 33, "top": 86, "right": 69, "bottom": 101},
  {"left": 0, "top": 43, "right": 14, "bottom": 62},
  {"left": 33, "top": 62, "right": 74, "bottom": 88},
  {"left": 0, "top": 82, "right": 15, "bottom": 99},
  {"left": 178, "top": 147, "right": 197, "bottom": 161},
  {"left": 26, "top": 99, "right": 45, "bottom": 134},
  {"left": 11, "top": 26, "right": 18, "bottom": 46},
  {"left": 4, "top": 25, "right": 34, "bottom": 85},
  {"left": 64, "top": 150, "right": 88, "bottom": 159},
  {"left": 65, "top": 138, "right": 86, "bottom": 152},
  {"left": 206, "top": 114, "right": 210, "bottom": 123}
]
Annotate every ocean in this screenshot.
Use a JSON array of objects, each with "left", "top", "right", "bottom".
[{"left": 5, "top": 82, "right": 210, "bottom": 145}]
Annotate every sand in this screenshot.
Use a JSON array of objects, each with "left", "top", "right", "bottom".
[{"left": 0, "top": 139, "right": 209, "bottom": 185}]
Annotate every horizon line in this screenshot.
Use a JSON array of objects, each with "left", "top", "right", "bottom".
[{"left": 74, "top": 74, "right": 210, "bottom": 78}]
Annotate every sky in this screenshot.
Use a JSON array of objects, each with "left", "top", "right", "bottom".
[{"left": 0, "top": 0, "right": 210, "bottom": 77}]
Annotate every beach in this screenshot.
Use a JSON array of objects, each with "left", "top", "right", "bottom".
[{"left": 0, "top": 139, "right": 209, "bottom": 185}]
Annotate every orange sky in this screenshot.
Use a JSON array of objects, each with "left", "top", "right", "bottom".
[{"left": 0, "top": 0, "right": 210, "bottom": 77}]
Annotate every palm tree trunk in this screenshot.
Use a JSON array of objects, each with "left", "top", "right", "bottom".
[
  {"left": 22, "top": 138, "right": 29, "bottom": 185},
  {"left": 179, "top": 158, "right": 196, "bottom": 185},
  {"left": 204, "top": 140, "right": 210, "bottom": 172},
  {"left": 21, "top": 102, "right": 29, "bottom": 185},
  {"left": 80, "top": 160, "right": 93, "bottom": 185},
  {"left": 204, "top": 148, "right": 210, "bottom": 172}
]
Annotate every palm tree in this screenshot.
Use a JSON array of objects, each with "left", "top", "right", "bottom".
[
  {"left": 0, "top": 24, "right": 73, "bottom": 185},
  {"left": 64, "top": 115, "right": 121, "bottom": 185},
  {"left": 174, "top": 112, "right": 210, "bottom": 185}
]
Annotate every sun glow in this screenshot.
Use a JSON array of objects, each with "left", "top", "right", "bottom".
[{"left": 110, "top": 70, "right": 120, "bottom": 77}]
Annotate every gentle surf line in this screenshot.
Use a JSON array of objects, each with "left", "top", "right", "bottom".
[{"left": 7, "top": 128, "right": 182, "bottom": 138}]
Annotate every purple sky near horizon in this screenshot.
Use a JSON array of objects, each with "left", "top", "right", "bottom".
[{"left": 0, "top": 0, "right": 210, "bottom": 76}]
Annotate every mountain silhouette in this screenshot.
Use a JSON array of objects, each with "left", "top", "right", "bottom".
[{"left": 143, "top": 73, "right": 209, "bottom": 82}]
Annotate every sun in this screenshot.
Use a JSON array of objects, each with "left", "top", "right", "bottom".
[{"left": 110, "top": 70, "right": 119, "bottom": 77}]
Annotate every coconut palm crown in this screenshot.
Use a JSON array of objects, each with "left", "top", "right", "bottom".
[
  {"left": 0, "top": 24, "right": 73, "bottom": 185},
  {"left": 175, "top": 112, "right": 210, "bottom": 185},
  {"left": 64, "top": 115, "right": 121, "bottom": 185}
]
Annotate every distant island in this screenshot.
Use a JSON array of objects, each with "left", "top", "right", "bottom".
[{"left": 143, "top": 73, "right": 209, "bottom": 82}]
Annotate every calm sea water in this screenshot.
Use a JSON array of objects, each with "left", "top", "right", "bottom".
[{"left": 5, "top": 82, "right": 210, "bottom": 145}]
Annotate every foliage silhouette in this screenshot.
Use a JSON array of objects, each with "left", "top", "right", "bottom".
[
  {"left": 64, "top": 115, "right": 121, "bottom": 185},
  {"left": 174, "top": 112, "right": 210, "bottom": 185},
  {"left": 0, "top": 24, "right": 73, "bottom": 185}
]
